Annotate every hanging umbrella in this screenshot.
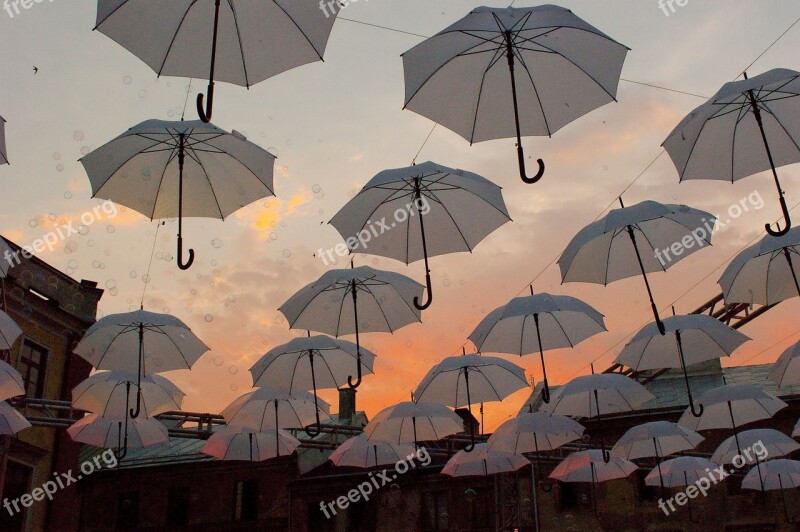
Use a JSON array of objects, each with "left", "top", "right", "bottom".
[
  {"left": 541, "top": 371, "right": 655, "bottom": 461},
  {"left": 469, "top": 289, "right": 606, "bottom": 402},
  {"left": 770, "top": 342, "right": 800, "bottom": 387},
  {"left": 249, "top": 335, "right": 375, "bottom": 436},
  {"left": 95, "top": 0, "right": 338, "bottom": 121},
  {"left": 68, "top": 413, "right": 168, "bottom": 459},
  {"left": 611, "top": 421, "right": 702, "bottom": 493},
  {"left": 645, "top": 455, "right": 719, "bottom": 522},
  {"left": 402, "top": 5, "right": 628, "bottom": 183},
  {"left": 0, "top": 359, "right": 25, "bottom": 402},
  {"left": 559, "top": 199, "right": 715, "bottom": 334},
  {"left": 0, "top": 309, "right": 22, "bottom": 350},
  {"left": 487, "top": 412, "right": 584, "bottom": 455},
  {"left": 329, "top": 433, "right": 416, "bottom": 469},
  {"left": 712, "top": 428, "right": 798, "bottom": 491},
  {"left": 364, "top": 401, "right": 463, "bottom": 445},
  {"left": 0, "top": 237, "right": 13, "bottom": 278},
  {"left": 0, "top": 115, "right": 7, "bottom": 165},
  {"left": 80, "top": 119, "right": 275, "bottom": 269},
  {"left": 74, "top": 309, "right": 208, "bottom": 419},
  {"left": 0, "top": 402, "right": 30, "bottom": 436},
  {"left": 615, "top": 314, "right": 750, "bottom": 416},
  {"left": 720, "top": 226, "right": 800, "bottom": 306},
  {"left": 550, "top": 449, "right": 637, "bottom": 518},
  {"left": 72, "top": 370, "right": 184, "bottom": 418},
  {"left": 441, "top": 443, "right": 529, "bottom": 477},
  {"left": 663, "top": 68, "right": 800, "bottom": 236},
  {"left": 202, "top": 426, "right": 300, "bottom": 462},
  {"left": 221, "top": 387, "right": 331, "bottom": 431},
  {"left": 329, "top": 161, "right": 511, "bottom": 309},
  {"left": 279, "top": 265, "right": 422, "bottom": 389},
  {"left": 742, "top": 459, "right": 800, "bottom": 522},
  {"left": 678, "top": 384, "right": 788, "bottom": 456},
  {"left": 413, "top": 354, "right": 529, "bottom": 451}
]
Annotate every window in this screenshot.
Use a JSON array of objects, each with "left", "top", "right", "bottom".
[
  {"left": 18, "top": 340, "right": 47, "bottom": 399},
  {"left": 116, "top": 491, "right": 139, "bottom": 529},
  {"left": 421, "top": 491, "right": 448, "bottom": 531},
  {"left": 0, "top": 461, "right": 32, "bottom": 531},
  {"left": 234, "top": 479, "right": 258, "bottom": 521},
  {"left": 166, "top": 488, "right": 189, "bottom": 526}
]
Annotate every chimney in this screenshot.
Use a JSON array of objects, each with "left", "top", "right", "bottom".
[{"left": 338, "top": 388, "right": 356, "bottom": 423}]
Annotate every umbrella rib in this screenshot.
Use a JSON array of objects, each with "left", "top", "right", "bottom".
[
  {"left": 155, "top": 3, "right": 195, "bottom": 77},
  {"left": 271, "top": 1, "right": 326, "bottom": 61},
  {"left": 185, "top": 143, "right": 227, "bottom": 220},
  {"left": 760, "top": 103, "right": 800, "bottom": 154},
  {"left": 226, "top": 1, "right": 252, "bottom": 88},
  {"left": 469, "top": 44, "right": 509, "bottom": 143}
]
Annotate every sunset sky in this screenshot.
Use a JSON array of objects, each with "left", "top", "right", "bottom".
[{"left": 1, "top": 0, "right": 799, "bottom": 433}]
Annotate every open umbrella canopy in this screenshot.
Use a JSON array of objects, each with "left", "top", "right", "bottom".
[
  {"left": 0, "top": 309, "right": 23, "bottom": 351},
  {"left": 95, "top": 0, "right": 338, "bottom": 121},
  {"left": 771, "top": 342, "right": 800, "bottom": 387},
  {"left": 67, "top": 413, "right": 168, "bottom": 449},
  {"left": 742, "top": 459, "right": 800, "bottom": 490},
  {"left": 678, "top": 384, "right": 788, "bottom": 432},
  {"left": 712, "top": 429, "right": 798, "bottom": 465},
  {"left": 0, "top": 401, "right": 30, "bottom": 436},
  {"left": 441, "top": 443, "right": 529, "bottom": 478},
  {"left": 364, "top": 401, "right": 463, "bottom": 444},
  {"left": 0, "top": 359, "right": 25, "bottom": 402},
  {"left": 612, "top": 421, "right": 703, "bottom": 460},
  {"left": 663, "top": 68, "right": 800, "bottom": 235},
  {"left": 72, "top": 371, "right": 184, "bottom": 418},
  {"left": 329, "top": 433, "right": 416, "bottom": 469},
  {"left": 401, "top": 5, "right": 628, "bottom": 183},
  {"left": 486, "top": 412, "right": 584, "bottom": 454},
  {"left": 221, "top": 387, "right": 331, "bottom": 431},
  {"left": 74, "top": 309, "right": 209, "bottom": 374},
  {"left": 329, "top": 161, "right": 511, "bottom": 309},
  {"left": 0, "top": 115, "right": 7, "bottom": 165},
  {"left": 549, "top": 450, "right": 637, "bottom": 483},
  {"left": 202, "top": 426, "right": 300, "bottom": 462},
  {"left": 413, "top": 354, "right": 529, "bottom": 408},
  {"left": 0, "top": 237, "right": 13, "bottom": 278},
  {"left": 540, "top": 373, "right": 655, "bottom": 418},
  {"left": 720, "top": 226, "right": 800, "bottom": 306},
  {"left": 644, "top": 456, "right": 720, "bottom": 488}
]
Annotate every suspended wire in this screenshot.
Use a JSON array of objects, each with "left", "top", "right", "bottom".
[
  {"left": 737, "top": 328, "right": 800, "bottom": 367},
  {"left": 140, "top": 221, "right": 165, "bottom": 308},
  {"left": 620, "top": 79, "right": 708, "bottom": 99},
  {"left": 337, "top": 16, "right": 430, "bottom": 39},
  {"left": 181, "top": 79, "right": 194, "bottom": 121},
  {"left": 735, "top": 15, "right": 800, "bottom": 80},
  {"left": 411, "top": 124, "right": 437, "bottom": 164}
]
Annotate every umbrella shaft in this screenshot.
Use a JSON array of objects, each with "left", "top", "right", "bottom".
[
  {"left": 504, "top": 31, "right": 524, "bottom": 148},
  {"left": 746, "top": 87, "right": 784, "bottom": 193}
]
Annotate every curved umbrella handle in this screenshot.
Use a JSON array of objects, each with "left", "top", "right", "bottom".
[
  {"left": 414, "top": 272, "right": 433, "bottom": 310},
  {"left": 305, "top": 410, "right": 322, "bottom": 438},
  {"left": 518, "top": 147, "right": 546, "bottom": 184},
  {"left": 463, "top": 432, "right": 475, "bottom": 453},
  {"left": 600, "top": 441, "right": 611, "bottom": 463},
  {"left": 129, "top": 377, "right": 142, "bottom": 419},
  {"left": 766, "top": 195, "right": 792, "bottom": 237},
  {"left": 114, "top": 420, "right": 128, "bottom": 461},
  {"left": 177, "top": 236, "right": 195, "bottom": 270},
  {"left": 347, "top": 357, "right": 362, "bottom": 389},
  {"left": 196, "top": 83, "right": 215, "bottom": 123},
  {"left": 689, "top": 400, "right": 704, "bottom": 418}
]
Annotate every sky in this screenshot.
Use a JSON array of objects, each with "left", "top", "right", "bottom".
[{"left": 1, "top": 0, "right": 800, "bottom": 432}]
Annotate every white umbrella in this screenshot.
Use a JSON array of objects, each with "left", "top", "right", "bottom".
[
  {"left": 402, "top": 5, "right": 628, "bottom": 183},
  {"left": 0, "top": 309, "right": 22, "bottom": 350},
  {"left": 770, "top": 342, "right": 800, "bottom": 387},
  {"left": 616, "top": 314, "right": 750, "bottom": 416},
  {"left": 678, "top": 384, "right": 788, "bottom": 457},
  {"left": 470, "top": 290, "right": 606, "bottom": 402},
  {"left": 279, "top": 265, "right": 422, "bottom": 388},
  {"left": 645, "top": 456, "right": 720, "bottom": 487},
  {"left": 68, "top": 413, "right": 168, "bottom": 458},
  {"left": 80, "top": 119, "right": 275, "bottom": 269},
  {"left": 713, "top": 428, "right": 798, "bottom": 492},
  {"left": 72, "top": 371, "right": 184, "bottom": 418},
  {"left": 541, "top": 372, "right": 654, "bottom": 461},
  {"left": 441, "top": 443, "right": 529, "bottom": 477},
  {"left": 742, "top": 459, "right": 800, "bottom": 522},
  {"left": 413, "top": 354, "right": 529, "bottom": 450},
  {"left": 663, "top": 68, "right": 800, "bottom": 236},
  {"left": 329, "top": 161, "right": 511, "bottom": 309},
  {"left": 0, "top": 115, "right": 7, "bottom": 165},
  {"left": 249, "top": 335, "right": 375, "bottom": 436},
  {"left": 0, "top": 237, "right": 13, "bottom": 278},
  {"left": 0, "top": 401, "right": 30, "bottom": 436},
  {"left": 95, "top": 0, "right": 338, "bottom": 121},
  {"left": 74, "top": 309, "right": 208, "bottom": 418},
  {"left": 364, "top": 401, "right": 463, "bottom": 445},
  {"left": 329, "top": 433, "right": 416, "bottom": 469},
  {"left": 550, "top": 449, "right": 636, "bottom": 517},
  {"left": 202, "top": 426, "right": 300, "bottom": 462},
  {"left": 221, "top": 387, "right": 331, "bottom": 431},
  {"left": 720, "top": 226, "right": 800, "bottom": 306},
  {"left": 559, "top": 200, "right": 716, "bottom": 334},
  {"left": 0, "top": 359, "right": 25, "bottom": 402},
  {"left": 487, "top": 412, "right": 585, "bottom": 455}
]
